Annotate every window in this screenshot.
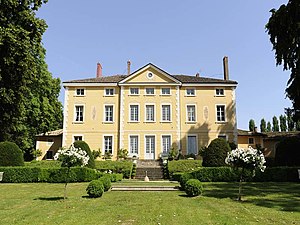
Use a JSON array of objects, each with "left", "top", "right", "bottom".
[
  {"left": 147, "top": 72, "right": 154, "bottom": 79},
  {"left": 248, "top": 137, "right": 254, "bottom": 144},
  {"left": 75, "top": 105, "right": 84, "bottom": 122},
  {"left": 47, "top": 138, "right": 53, "bottom": 146},
  {"left": 187, "top": 105, "right": 196, "bottom": 122},
  {"left": 216, "top": 105, "right": 225, "bottom": 122},
  {"left": 104, "top": 136, "right": 113, "bottom": 153},
  {"left": 145, "top": 136, "right": 155, "bottom": 154},
  {"left": 162, "top": 105, "right": 171, "bottom": 121},
  {"left": 186, "top": 88, "right": 195, "bottom": 96},
  {"left": 46, "top": 151, "right": 53, "bottom": 160},
  {"left": 145, "top": 88, "right": 155, "bottom": 95},
  {"left": 161, "top": 88, "right": 170, "bottom": 95},
  {"left": 218, "top": 134, "right": 227, "bottom": 140},
  {"left": 105, "top": 88, "right": 114, "bottom": 96},
  {"left": 76, "top": 88, "right": 85, "bottom": 96},
  {"left": 145, "top": 105, "right": 155, "bottom": 122},
  {"left": 162, "top": 135, "right": 171, "bottom": 154},
  {"left": 130, "top": 88, "right": 139, "bottom": 95},
  {"left": 187, "top": 135, "right": 197, "bottom": 155},
  {"left": 216, "top": 88, "right": 224, "bottom": 96},
  {"left": 130, "top": 105, "right": 139, "bottom": 121},
  {"left": 105, "top": 105, "right": 113, "bottom": 122},
  {"left": 130, "top": 136, "right": 139, "bottom": 154},
  {"left": 73, "top": 136, "right": 83, "bottom": 142}
]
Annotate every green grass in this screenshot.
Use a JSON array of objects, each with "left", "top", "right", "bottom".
[{"left": 0, "top": 182, "right": 299, "bottom": 225}]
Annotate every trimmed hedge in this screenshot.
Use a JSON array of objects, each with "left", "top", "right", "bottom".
[
  {"left": 99, "top": 176, "right": 112, "bottom": 191},
  {"left": 95, "top": 160, "right": 132, "bottom": 178},
  {"left": 25, "top": 160, "right": 61, "bottom": 168},
  {"left": 185, "top": 179, "right": 203, "bottom": 197},
  {"left": 168, "top": 160, "right": 202, "bottom": 179},
  {"left": 179, "top": 173, "right": 193, "bottom": 190},
  {"left": 0, "top": 141, "right": 24, "bottom": 166},
  {"left": 0, "top": 167, "right": 102, "bottom": 183}
]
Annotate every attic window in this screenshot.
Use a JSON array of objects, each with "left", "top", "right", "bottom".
[
  {"left": 147, "top": 72, "right": 154, "bottom": 79},
  {"left": 76, "top": 88, "right": 85, "bottom": 96}
]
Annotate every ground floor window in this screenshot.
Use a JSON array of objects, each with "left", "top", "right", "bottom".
[
  {"left": 130, "top": 135, "right": 138, "bottom": 154},
  {"left": 187, "top": 135, "right": 197, "bottom": 155},
  {"left": 145, "top": 136, "right": 155, "bottom": 154},
  {"left": 162, "top": 135, "right": 171, "bottom": 154},
  {"left": 104, "top": 136, "right": 113, "bottom": 153},
  {"left": 73, "top": 136, "right": 83, "bottom": 142}
]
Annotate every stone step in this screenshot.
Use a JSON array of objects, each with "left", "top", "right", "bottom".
[
  {"left": 137, "top": 160, "right": 162, "bottom": 168},
  {"left": 135, "top": 167, "right": 164, "bottom": 180},
  {"left": 111, "top": 186, "right": 180, "bottom": 191}
]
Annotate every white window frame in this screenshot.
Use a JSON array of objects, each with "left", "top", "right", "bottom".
[
  {"left": 75, "top": 88, "right": 85, "bottom": 96},
  {"left": 104, "top": 88, "right": 115, "bottom": 96},
  {"left": 187, "top": 134, "right": 198, "bottom": 155},
  {"left": 129, "top": 104, "right": 140, "bottom": 122},
  {"left": 129, "top": 87, "right": 139, "bottom": 95},
  {"left": 145, "top": 104, "right": 155, "bottom": 122},
  {"left": 218, "top": 134, "right": 228, "bottom": 140},
  {"left": 186, "top": 88, "right": 196, "bottom": 96},
  {"left": 161, "top": 87, "right": 171, "bottom": 95},
  {"left": 74, "top": 104, "right": 85, "bottom": 123},
  {"left": 216, "top": 104, "right": 226, "bottom": 122},
  {"left": 161, "top": 104, "right": 171, "bottom": 122},
  {"left": 144, "top": 135, "right": 156, "bottom": 154},
  {"left": 145, "top": 87, "right": 155, "bottom": 95},
  {"left": 186, "top": 104, "right": 196, "bottom": 123},
  {"left": 161, "top": 135, "right": 172, "bottom": 154},
  {"left": 103, "top": 135, "right": 114, "bottom": 155},
  {"left": 73, "top": 134, "right": 84, "bottom": 142},
  {"left": 104, "top": 104, "right": 114, "bottom": 123},
  {"left": 215, "top": 88, "right": 225, "bottom": 96},
  {"left": 129, "top": 135, "right": 139, "bottom": 156}
]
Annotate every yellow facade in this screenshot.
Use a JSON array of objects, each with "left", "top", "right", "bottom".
[{"left": 62, "top": 63, "right": 238, "bottom": 160}]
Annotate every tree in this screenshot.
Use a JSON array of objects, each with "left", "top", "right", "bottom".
[
  {"left": 260, "top": 119, "right": 267, "bottom": 132},
  {"left": 285, "top": 108, "right": 295, "bottom": 131},
  {"left": 266, "top": 1, "right": 300, "bottom": 121},
  {"left": 266, "top": 122, "right": 272, "bottom": 132},
  {"left": 0, "top": 0, "right": 63, "bottom": 158},
  {"left": 272, "top": 116, "right": 279, "bottom": 132},
  {"left": 249, "top": 119, "right": 255, "bottom": 132},
  {"left": 279, "top": 115, "right": 287, "bottom": 132}
]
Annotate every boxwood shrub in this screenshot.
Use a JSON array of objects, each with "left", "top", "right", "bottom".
[
  {"left": 179, "top": 173, "right": 194, "bottom": 190},
  {"left": 168, "top": 160, "right": 202, "bottom": 179},
  {"left": 185, "top": 179, "right": 203, "bottom": 197},
  {"left": 0, "top": 141, "right": 24, "bottom": 166},
  {"left": 86, "top": 180, "right": 104, "bottom": 198},
  {"left": 99, "top": 176, "right": 111, "bottom": 191},
  {"left": 95, "top": 160, "right": 132, "bottom": 178}
]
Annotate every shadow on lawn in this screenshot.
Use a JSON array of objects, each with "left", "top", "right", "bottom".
[
  {"left": 34, "top": 197, "right": 64, "bottom": 201},
  {"left": 202, "top": 182, "right": 300, "bottom": 212}
]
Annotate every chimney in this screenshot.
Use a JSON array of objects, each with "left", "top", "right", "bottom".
[
  {"left": 254, "top": 127, "right": 258, "bottom": 133},
  {"left": 127, "top": 60, "right": 131, "bottom": 75},
  {"left": 223, "top": 56, "right": 229, "bottom": 80},
  {"left": 96, "top": 62, "right": 102, "bottom": 78},
  {"left": 195, "top": 73, "right": 200, "bottom": 77}
]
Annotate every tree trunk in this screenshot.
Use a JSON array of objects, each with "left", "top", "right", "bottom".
[
  {"left": 64, "top": 167, "right": 70, "bottom": 200},
  {"left": 238, "top": 168, "right": 244, "bottom": 201}
]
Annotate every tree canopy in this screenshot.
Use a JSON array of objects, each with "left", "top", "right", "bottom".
[
  {"left": 266, "top": 0, "right": 300, "bottom": 121},
  {"left": 249, "top": 119, "right": 255, "bottom": 132},
  {"left": 0, "top": 0, "right": 62, "bottom": 159}
]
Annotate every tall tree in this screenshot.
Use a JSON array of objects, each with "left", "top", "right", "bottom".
[
  {"left": 249, "top": 119, "right": 255, "bottom": 132},
  {"left": 279, "top": 115, "right": 287, "bottom": 132},
  {"left": 285, "top": 108, "right": 295, "bottom": 131},
  {"left": 0, "top": 0, "right": 63, "bottom": 158},
  {"left": 266, "top": 1, "right": 300, "bottom": 121},
  {"left": 260, "top": 118, "right": 266, "bottom": 132},
  {"left": 272, "top": 116, "right": 280, "bottom": 132},
  {"left": 267, "top": 122, "right": 272, "bottom": 132}
]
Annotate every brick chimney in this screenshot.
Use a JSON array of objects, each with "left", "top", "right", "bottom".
[
  {"left": 96, "top": 62, "right": 102, "bottom": 78},
  {"left": 223, "top": 56, "right": 229, "bottom": 80},
  {"left": 127, "top": 60, "right": 131, "bottom": 75}
]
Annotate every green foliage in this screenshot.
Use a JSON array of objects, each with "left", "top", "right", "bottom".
[
  {"left": 86, "top": 180, "right": 104, "bottom": 198},
  {"left": 249, "top": 119, "right": 255, "bottom": 132},
  {"left": 275, "top": 136, "right": 300, "bottom": 166},
  {"left": 168, "top": 147, "right": 179, "bottom": 160},
  {"left": 253, "top": 167, "right": 300, "bottom": 182},
  {"left": 94, "top": 160, "right": 133, "bottom": 178},
  {"left": 184, "top": 179, "right": 203, "bottom": 197},
  {"left": 266, "top": 1, "right": 300, "bottom": 121},
  {"left": 73, "top": 141, "right": 95, "bottom": 168},
  {"left": 30, "top": 149, "right": 42, "bottom": 158},
  {"left": 168, "top": 160, "right": 202, "bottom": 178},
  {"left": 266, "top": 122, "right": 272, "bottom": 132},
  {"left": 285, "top": 108, "right": 295, "bottom": 131},
  {"left": 0, "top": 141, "right": 24, "bottom": 166},
  {"left": 179, "top": 173, "right": 193, "bottom": 190},
  {"left": 117, "top": 148, "right": 128, "bottom": 160},
  {"left": 227, "top": 141, "right": 237, "bottom": 150},
  {"left": 0, "top": 0, "right": 63, "bottom": 158},
  {"left": 131, "top": 163, "right": 137, "bottom": 178},
  {"left": 92, "top": 149, "right": 101, "bottom": 160},
  {"left": 24, "top": 160, "right": 61, "bottom": 168},
  {"left": 272, "top": 116, "right": 279, "bottom": 132},
  {"left": 279, "top": 115, "right": 287, "bottom": 132},
  {"left": 260, "top": 118, "right": 266, "bottom": 132},
  {"left": 201, "top": 138, "right": 230, "bottom": 167},
  {"left": 99, "top": 176, "right": 112, "bottom": 192},
  {"left": 190, "top": 167, "right": 239, "bottom": 182}
]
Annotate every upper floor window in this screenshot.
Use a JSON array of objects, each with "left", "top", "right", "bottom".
[
  {"left": 162, "top": 105, "right": 171, "bottom": 122},
  {"left": 216, "top": 105, "right": 225, "bottom": 122},
  {"left": 216, "top": 88, "right": 225, "bottom": 96},
  {"left": 76, "top": 88, "right": 85, "bottom": 96},
  {"left": 130, "top": 105, "right": 139, "bottom": 122},
  {"left": 145, "top": 105, "right": 155, "bottom": 122},
  {"left": 130, "top": 88, "right": 139, "bottom": 95},
  {"left": 73, "top": 136, "right": 83, "bottom": 142},
  {"left": 75, "top": 105, "right": 84, "bottom": 122},
  {"left": 145, "top": 88, "right": 155, "bottom": 95},
  {"left": 248, "top": 137, "right": 254, "bottom": 144},
  {"left": 161, "top": 88, "right": 170, "bottom": 95},
  {"left": 105, "top": 88, "right": 115, "bottom": 96},
  {"left": 105, "top": 105, "right": 114, "bottom": 122},
  {"left": 186, "top": 88, "right": 195, "bottom": 96},
  {"left": 187, "top": 105, "right": 196, "bottom": 122}
]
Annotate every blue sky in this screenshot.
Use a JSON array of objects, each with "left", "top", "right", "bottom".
[{"left": 37, "top": 0, "right": 290, "bottom": 130}]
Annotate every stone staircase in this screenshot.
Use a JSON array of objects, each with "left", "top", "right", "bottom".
[{"left": 135, "top": 160, "right": 164, "bottom": 180}]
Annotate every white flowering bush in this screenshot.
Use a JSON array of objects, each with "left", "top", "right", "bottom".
[{"left": 54, "top": 145, "right": 89, "bottom": 168}]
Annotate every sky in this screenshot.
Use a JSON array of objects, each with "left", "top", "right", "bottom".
[{"left": 37, "top": 0, "right": 291, "bottom": 131}]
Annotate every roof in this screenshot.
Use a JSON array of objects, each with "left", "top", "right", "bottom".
[
  {"left": 237, "top": 129, "right": 266, "bottom": 137},
  {"left": 36, "top": 129, "right": 63, "bottom": 137},
  {"left": 262, "top": 131, "right": 300, "bottom": 139}
]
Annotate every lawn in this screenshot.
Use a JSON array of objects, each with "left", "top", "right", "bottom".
[{"left": 0, "top": 182, "right": 299, "bottom": 225}]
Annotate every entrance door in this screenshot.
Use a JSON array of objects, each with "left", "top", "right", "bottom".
[
  {"left": 187, "top": 135, "right": 197, "bottom": 155},
  {"left": 145, "top": 135, "right": 155, "bottom": 159}
]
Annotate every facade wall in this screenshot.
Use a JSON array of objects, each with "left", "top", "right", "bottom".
[
  {"left": 237, "top": 135, "right": 264, "bottom": 149},
  {"left": 36, "top": 136, "right": 62, "bottom": 160}
]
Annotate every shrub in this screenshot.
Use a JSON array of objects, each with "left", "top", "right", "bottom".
[
  {"left": 94, "top": 160, "right": 133, "bottom": 178},
  {"left": 0, "top": 167, "right": 40, "bottom": 182},
  {"left": 190, "top": 167, "right": 239, "bottom": 182},
  {"left": 131, "top": 163, "right": 136, "bottom": 178},
  {"left": 201, "top": 138, "right": 230, "bottom": 167},
  {"left": 73, "top": 141, "right": 95, "bottom": 168},
  {"left": 0, "top": 141, "right": 24, "bottom": 166},
  {"left": 185, "top": 179, "right": 203, "bottom": 197},
  {"left": 171, "top": 172, "right": 184, "bottom": 181},
  {"left": 275, "top": 136, "right": 300, "bottom": 166},
  {"left": 25, "top": 160, "right": 61, "bottom": 168},
  {"left": 115, "top": 173, "right": 123, "bottom": 181},
  {"left": 179, "top": 173, "right": 193, "bottom": 190},
  {"left": 99, "top": 176, "right": 112, "bottom": 191},
  {"left": 86, "top": 180, "right": 104, "bottom": 198},
  {"left": 168, "top": 160, "right": 202, "bottom": 178}
]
